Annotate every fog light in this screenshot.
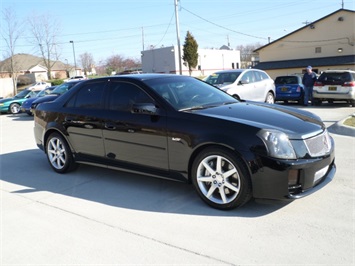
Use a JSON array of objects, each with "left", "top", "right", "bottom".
[{"left": 288, "top": 169, "right": 299, "bottom": 185}]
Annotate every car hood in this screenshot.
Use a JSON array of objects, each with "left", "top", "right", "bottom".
[
  {"left": 0, "top": 97, "right": 15, "bottom": 103},
  {"left": 194, "top": 102, "right": 324, "bottom": 139},
  {"left": 32, "top": 95, "right": 59, "bottom": 104}
]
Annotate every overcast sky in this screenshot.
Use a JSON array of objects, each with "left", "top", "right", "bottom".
[{"left": 1, "top": 0, "right": 353, "bottom": 65}]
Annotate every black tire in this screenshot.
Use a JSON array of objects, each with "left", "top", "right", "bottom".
[
  {"left": 313, "top": 99, "right": 322, "bottom": 106},
  {"left": 45, "top": 132, "right": 77, "bottom": 173},
  {"left": 26, "top": 110, "right": 33, "bottom": 116},
  {"left": 297, "top": 95, "right": 304, "bottom": 105},
  {"left": 265, "top": 92, "right": 274, "bottom": 104},
  {"left": 191, "top": 147, "right": 252, "bottom": 210},
  {"left": 9, "top": 103, "right": 21, "bottom": 114}
]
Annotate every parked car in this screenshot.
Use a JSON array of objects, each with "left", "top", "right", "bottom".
[
  {"left": 313, "top": 70, "right": 355, "bottom": 106},
  {"left": 27, "top": 81, "right": 51, "bottom": 90},
  {"left": 63, "top": 75, "right": 87, "bottom": 82},
  {"left": 33, "top": 74, "right": 335, "bottom": 210},
  {"left": 204, "top": 69, "right": 275, "bottom": 103},
  {"left": 31, "top": 80, "right": 83, "bottom": 112},
  {"left": 0, "top": 88, "right": 41, "bottom": 114},
  {"left": 274, "top": 75, "right": 304, "bottom": 104},
  {"left": 21, "top": 86, "right": 57, "bottom": 115}
]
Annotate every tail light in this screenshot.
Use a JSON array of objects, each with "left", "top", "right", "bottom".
[
  {"left": 296, "top": 86, "right": 301, "bottom": 92},
  {"left": 314, "top": 81, "right": 323, "bottom": 86},
  {"left": 343, "top": 81, "right": 355, "bottom": 87}
]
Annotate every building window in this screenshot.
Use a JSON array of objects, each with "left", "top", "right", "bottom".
[{"left": 315, "top": 47, "right": 321, "bottom": 53}]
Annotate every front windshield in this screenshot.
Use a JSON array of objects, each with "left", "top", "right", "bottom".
[
  {"left": 15, "top": 89, "right": 31, "bottom": 98},
  {"left": 146, "top": 76, "right": 238, "bottom": 111},
  {"left": 51, "top": 82, "right": 79, "bottom": 95},
  {"left": 205, "top": 72, "right": 241, "bottom": 86}
]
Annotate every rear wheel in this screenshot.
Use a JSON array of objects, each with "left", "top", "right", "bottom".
[
  {"left": 9, "top": 103, "right": 21, "bottom": 114},
  {"left": 313, "top": 99, "right": 322, "bottom": 106},
  {"left": 265, "top": 92, "right": 274, "bottom": 104},
  {"left": 46, "top": 132, "right": 78, "bottom": 173},
  {"left": 191, "top": 147, "right": 252, "bottom": 210}
]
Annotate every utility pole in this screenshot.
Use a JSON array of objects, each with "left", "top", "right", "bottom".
[
  {"left": 141, "top": 27, "right": 145, "bottom": 51},
  {"left": 174, "top": 0, "right": 182, "bottom": 75}
]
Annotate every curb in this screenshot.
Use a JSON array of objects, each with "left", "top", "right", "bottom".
[{"left": 328, "top": 116, "right": 355, "bottom": 137}]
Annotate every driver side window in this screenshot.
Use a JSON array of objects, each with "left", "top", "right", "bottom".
[
  {"left": 241, "top": 72, "right": 255, "bottom": 84},
  {"left": 108, "top": 81, "right": 152, "bottom": 112}
]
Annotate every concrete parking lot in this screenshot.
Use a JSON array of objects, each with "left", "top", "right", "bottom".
[{"left": 1, "top": 104, "right": 354, "bottom": 265}]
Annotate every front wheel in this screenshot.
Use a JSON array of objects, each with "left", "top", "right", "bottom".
[
  {"left": 46, "top": 132, "right": 77, "bottom": 173},
  {"left": 265, "top": 92, "right": 274, "bottom": 104},
  {"left": 191, "top": 147, "right": 252, "bottom": 210},
  {"left": 9, "top": 103, "right": 21, "bottom": 114}
]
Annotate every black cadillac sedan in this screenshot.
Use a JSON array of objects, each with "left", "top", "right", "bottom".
[{"left": 33, "top": 74, "right": 336, "bottom": 210}]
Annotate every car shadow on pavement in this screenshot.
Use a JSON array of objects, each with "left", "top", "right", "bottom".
[
  {"left": 3, "top": 113, "right": 34, "bottom": 121},
  {"left": 1, "top": 149, "right": 291, "bottom": 217}
]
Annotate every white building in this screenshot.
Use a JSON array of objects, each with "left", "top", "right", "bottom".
[{"left": 141, "top": 45, "right": 241, "bottom": 77}]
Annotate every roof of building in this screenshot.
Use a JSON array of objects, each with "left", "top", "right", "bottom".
[
  {"left": 254, "top": 9, "right": 355, "bottom": 53},
  {"left": 0, "top": 53, "right": 69, "bottom": 72},
  {"left": 254, "top": 55, "right": 355, "bottom": 70}
]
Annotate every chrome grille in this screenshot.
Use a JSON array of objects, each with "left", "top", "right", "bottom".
[{"left": 304, "top": 130, "right": 332, "bottom": 157}]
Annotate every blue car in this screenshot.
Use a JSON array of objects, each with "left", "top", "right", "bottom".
[
  {"left": 275, "top": 75, "right": 304, "bottom": 104},
  {"left": 21, "top": 86, "right": 57, "bottom": 115},
  {"left": 30, "top": 80, "right": 83, "bottom": 112}
]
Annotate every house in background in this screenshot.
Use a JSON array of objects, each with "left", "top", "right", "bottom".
[
  {"left": 141, "top": 45, "right": 241, "bottom": 77},
  {"left": 254, "top": 9, "right": 355, "bottom": 79},
  {"left": 0, "top": 53, "right": 81, "bottom": 81}
]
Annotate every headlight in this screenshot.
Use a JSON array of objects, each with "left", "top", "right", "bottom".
[{"left": 257, "top": 129, "right": 296, "bottom": 159}]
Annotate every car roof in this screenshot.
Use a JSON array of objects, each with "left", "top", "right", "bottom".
[
  {"left": 211, "top": 69, "right": 246, "bottom": 74},
  {"left": 107, "top": 73, "right": 186, "bottom": 81},
  {"left": 321, "top": 70, "right": 355, "bottom": 73}
]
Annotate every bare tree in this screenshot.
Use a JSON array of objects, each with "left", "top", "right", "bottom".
[
  {"left": 27, "top": 13, "right": 61, "bottom": 80},
  {"left": 79, "top": 52, "right": 95, "bottom": 76},
  {"left": 236, "top": 43, "right": 263, "bottom": 68},
  {"left": 1, "top": 7, "right": 24, "bottom": 95},
  {"left": 104, "top": 54, "right": 140, "bottom": 75}
]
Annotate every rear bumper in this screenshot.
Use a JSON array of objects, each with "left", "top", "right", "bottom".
[{"left": 313, "top": 90, "right": 355, "bottom": 100}]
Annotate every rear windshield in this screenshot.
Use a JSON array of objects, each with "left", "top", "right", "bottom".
[
  {"left": 205, "top": 72, "right": 241, "bottom": 85},
  {"left": 318, "top": 72, "right": 353, "bottom": 83},
  {"left": 275, "top": 76, "right": 299, "bottom": 84}
]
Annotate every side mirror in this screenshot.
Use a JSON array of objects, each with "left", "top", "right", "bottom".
[{"left": 132, "top": 103, "right": 158, "bottom": 115}]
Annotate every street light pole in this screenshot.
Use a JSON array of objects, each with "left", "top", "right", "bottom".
[{"left": 69, "top": 40, "right": 77, "bottom": 75}]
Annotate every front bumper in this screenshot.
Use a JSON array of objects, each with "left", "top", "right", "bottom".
[
  {"left": 251, "top": 149, "right": 336, "bottom": 200},
  {"left": 0, "top": 105, "right": 9, "bottom": 113}
]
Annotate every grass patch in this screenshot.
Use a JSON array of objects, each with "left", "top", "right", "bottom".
[{"left": 343, "top": 116, "right": 355, "bottom": 127}]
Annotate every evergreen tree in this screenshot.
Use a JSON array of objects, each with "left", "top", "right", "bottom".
[{"left": 182, "top": 31, "right": 198, "bottom": 76}]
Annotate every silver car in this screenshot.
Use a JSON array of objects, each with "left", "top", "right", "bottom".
[
  {"left": 205, "top": 69, "right": 275, "bottom": 103},
  {"left": 313, "top": 70, "right": 355, "bottom": 106}
]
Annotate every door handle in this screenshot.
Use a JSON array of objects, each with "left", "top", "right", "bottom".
[{"left": 105, "top": 122, "right": 116, "bottom": 130}]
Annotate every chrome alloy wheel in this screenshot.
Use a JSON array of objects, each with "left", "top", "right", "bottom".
[
  {"left": 47, "top": 137, "right": 67, "bottom": 170},
  {"left": 196, "top": 155, "right": 241, "bottom": 205}
]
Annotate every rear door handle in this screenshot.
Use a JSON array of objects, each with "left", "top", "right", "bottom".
[{"left": 105, "top": 122, "right": 117, "bottom": 130}]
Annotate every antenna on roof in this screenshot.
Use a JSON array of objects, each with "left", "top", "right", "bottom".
[{"left": 341, "top": 0, "right": 344, "bottom": 9}]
